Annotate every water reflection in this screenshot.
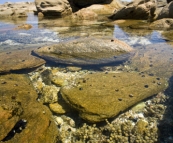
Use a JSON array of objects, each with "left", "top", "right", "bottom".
[
  {"left": 0, "top": 13, "right": 173, "bottom": 78},
  {"left": 114, "top": 25, "right": 166, "bottom": 47}
]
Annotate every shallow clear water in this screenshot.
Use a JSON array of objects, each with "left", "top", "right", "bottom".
[
  {"left": 0, "top": 14, "right": 173, "bottom": 78},
  {"left": 0, "top": 13, "right": 173, "bottom": 142}
]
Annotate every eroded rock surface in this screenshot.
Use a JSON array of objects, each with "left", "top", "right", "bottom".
[
  {"left": 0, "top": 74, "right": 58, "bottom": 142},
  {"left": 109, "top": 0, "right": 156, "bottom": 20},
  {"left": 60, "top": 72, "right": 168, "bottom": 122},
  {"left": 0, "top": 2, "right": 36, "bottom": 19},
  {"left": 35, "top": 0, "right": 73, "bottom": 17},
  {"left": 0, "top": 49, "right": 45, "bottom": 73},
  {"left": 149, "top": 18, "right": 173, "bottom": 30},
  {"left": 156, "top": 1, "right": 173, "bottom": 19},
  {"left": 72, "top": 0, "right": 124, "bottom": 19},
  {"left": 33, "top": 37, "right": 134, "bottom": 66}
]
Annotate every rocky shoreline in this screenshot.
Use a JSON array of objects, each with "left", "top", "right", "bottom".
[
  {"left": 0, "top": 0, "right": 173, "bottom": 142},
  {"left": 28, "top": 64, "right": 172, "bottom": 142}
]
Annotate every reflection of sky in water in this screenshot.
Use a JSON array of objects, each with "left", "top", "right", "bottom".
[
  {"left": 0, "top": 14, "right": 60, "bottom": 46},
  {"left": 0, "top": 17, "right": 167, "bottom": 48},
  {"left": 113, "top": 25, "right": 166, "bottom": 47}
]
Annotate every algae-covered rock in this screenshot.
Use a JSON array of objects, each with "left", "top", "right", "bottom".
[
  {"left": 33, "top": 37, "right": 134, "bottom": 66},
  {"left": 60, "top": 72, "right": 168, "bottom": 122},
  {"left": 49, "top": 101, "right": 73, "bottom": 114},
  {"left": 0, "top": 74, "right": 58, "bottom": 142}
]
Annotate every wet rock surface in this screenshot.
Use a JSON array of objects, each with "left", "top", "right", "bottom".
[
  {"left": 0, "top": 49, "right": 46, "bottom": 73},
  {"left": 28, "top": 65, "right": 173, "bottom": 142},
  {"left": 33, "top": 37, "right": 134, "bottom": 66},
  {"left": 0, "top": 74, "right": 58, "bottom": 142},
  {"left": 60, "top": 72, "right": 168, "bottom": 122}
]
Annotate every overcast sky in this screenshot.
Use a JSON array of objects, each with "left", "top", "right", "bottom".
[{"left": 0, "top": 0, "right": 34, "bottom": 4}]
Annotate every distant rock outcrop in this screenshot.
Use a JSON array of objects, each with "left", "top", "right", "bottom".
[
  {"left": 0, "top": 2, "right": 36, "bottom": 19},
  {"left": 156, "top": 1, "right": 173, "bottom": 19},
  {"left": 35, "top": 0, "right": 73, "bottom": 17},
  {"left": 109, "top": 0, "right": 156, "bottom": 20}
]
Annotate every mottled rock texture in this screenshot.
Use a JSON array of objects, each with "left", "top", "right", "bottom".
[
  {"left": 109, "top": 0, "right": 156, "bottom": 20},
  {"left": 33, "top": 37, "right": 134, "bottom": 66},
  {"left": 35, "top": 0, "right": 73, "bottom": 17},
  {"left": 0, "top": 2, "right": 36, "bottom": 18},
  {"left": 72, "top": 0, "right": 124, "bottom": 19},
  {"left": 0, "top": 74, "right": 58, "bottom": 142},
  {"left": 60, "top": 72, "right": 168, "bottom": 122},
  {"left": 149, "top": 18, "right": 173, "bottom": 29},
  {"left": 34, "top": 0, "right": 123, "bottom": 17},
  {"left": 156, "top": 1, "right": 173, "bottom": 19}
]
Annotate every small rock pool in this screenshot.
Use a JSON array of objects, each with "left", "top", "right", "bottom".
[
  {"left": 0, "top": 13, "right": 173, "bottom": 142},
  {"left": 0, "top": 14, "right": 173, "bottom": 77}
]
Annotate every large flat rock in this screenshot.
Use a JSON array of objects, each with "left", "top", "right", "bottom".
[
  {"left": 60, "top": 72, "right": 168, "bottom": 122},
  {"left": 0, "top": 49, "right": 45, "bottom": 73},
  {"left": 33, "top": 37, "right": 134, "bottom": 66},
  {"left": 0, "top": 74, "right": 58, "bottom": 142}
]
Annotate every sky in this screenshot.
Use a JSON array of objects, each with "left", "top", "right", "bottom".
[{"left": 0, "top": 0, "right": 34, "bottom": 4}]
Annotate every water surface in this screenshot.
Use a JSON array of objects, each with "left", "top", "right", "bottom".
[{"left": 0, "top": 14, "right": 173, "bottom": 78}]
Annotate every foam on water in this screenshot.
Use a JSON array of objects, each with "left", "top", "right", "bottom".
[
  {"left": 18, "top": 33, "right": 31, "bottom": 36},
  {"left": 114, "top": 25, "right": 166, "bottom": 47},
  {"left": 125, "top": 37, "right": 152, "bottom": 46},
  {"left": 0, "top": 39, "right": 21, "bottom": 46},
  {"left": 34, "top": 37, "right": 60, "bottom": 42}
]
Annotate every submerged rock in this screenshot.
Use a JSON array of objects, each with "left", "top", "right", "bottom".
[
  {"left": 60, "top": 72, "right": 168, "bottom": 122},
  {"left": 130, "top": 43, "right": 173, "bottom": 78},
  {"left": 0, "top": 74, "right": 58, "bottom": 142},
  {"left": 33, "top": 37, "right": 134, "bottom": 66},
  {"left": 14, "top": 24, "right": 33, "bottom": 30},
  {"left": 0, "top": 49, "right": 45, "bottom": 73}
]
